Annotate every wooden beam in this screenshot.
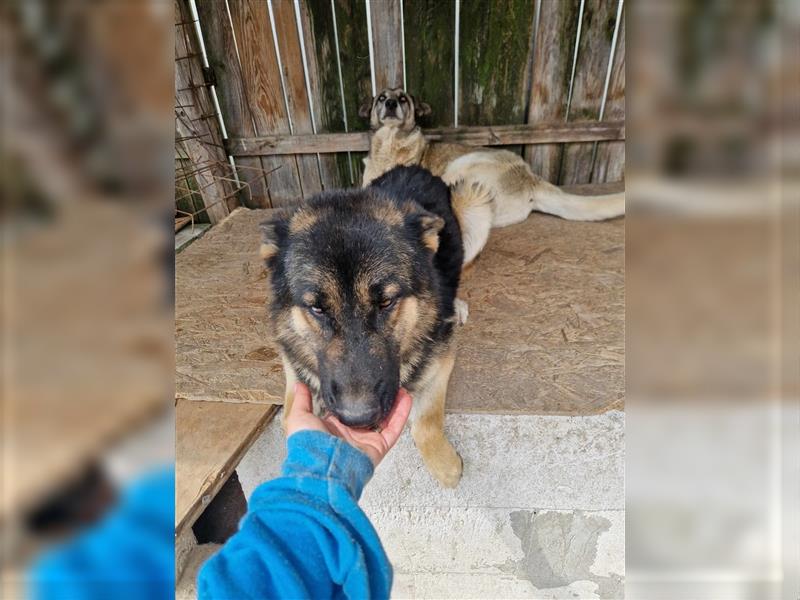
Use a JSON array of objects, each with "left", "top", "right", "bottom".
[{"left": 228, "top": 119, "right": 625, "bottom": 157}]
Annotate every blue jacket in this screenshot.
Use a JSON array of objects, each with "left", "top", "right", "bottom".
[
  {"left": 198, "top": 430, "right": 392, "bottom": 600},
  {"left": 29, "top": 467, "right": 175, "bottom": 600}
]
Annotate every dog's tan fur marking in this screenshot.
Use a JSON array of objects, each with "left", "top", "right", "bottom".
[
  {"left": 301, "top": 291, "right": 316, "bottom": 306},
  {"left": 291, "top": 306, "right": 321, "bottom": 335},
  {"left": 383, "top": 283, "right": 400, "bottom": 298},
  {"left": 392, "top": 296, "right": 419, "bottom": 352},
  {"left": 260, "top": 243, "right": 277, "bottom": 260},
  {"left": 369, "top": 200, "right": 404, "bottom": 226},
  {"left": 409, "top": 350, "right": 462, "bottom": 488},
  {"left": 289, "top": 209, "right": 319, "bottom": 234}
]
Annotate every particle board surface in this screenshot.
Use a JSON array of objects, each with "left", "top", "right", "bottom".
[
  {"left": 175, "top": 188, "right": 624, "bottom": 416},
  {"left": 450, "top": 214, "right": 624, "bottom": 414},
  {"left": 175, "top": 399, "right": 278, "bottom": 535}
]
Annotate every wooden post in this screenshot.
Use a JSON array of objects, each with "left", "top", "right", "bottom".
[
  {"left": 293, "top": 0, "right": 342, "bottom": 190},
  {"left": 559, "top": 0, "right": 619, "bottom": 185},
  {"left": 591, "top": 8, "right": 625, "bottom": 183},
  {"left": 525, "top": 0, "right": 581, "bottom": 184},
  {"left": 270, "top": 0, "right": 323, "bottom": 197},
  {"left": 458, "top": 0, "right": 537, "bottom": 134},
  {"left": 403, "top": 0, "right": 456, "bottom": 128},
  {"left": 368, "top": 0, "right": 405, "bottom": 90}
]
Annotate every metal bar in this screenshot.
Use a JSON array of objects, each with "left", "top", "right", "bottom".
[
  {"left": 565, "top": 0, "right": 586, "bottom": 120},
  {"left": 365, "top": 0, "right": 377, "bottom": 96}
]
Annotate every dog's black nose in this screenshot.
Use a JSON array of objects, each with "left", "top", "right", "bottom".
[{"left": 385, "top": 98, "right": 397, "bottom": 109}]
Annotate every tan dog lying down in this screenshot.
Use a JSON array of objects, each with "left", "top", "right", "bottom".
[{"left": 359, "top": 88, "right": 625, "bottom": 266}]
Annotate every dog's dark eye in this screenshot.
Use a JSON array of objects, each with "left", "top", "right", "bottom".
[
  {"left": 309, "top": 306, "right": 324, "bottom": 316},
  {"left": 379, "top": 297, "right": 397, "bottom": 311},
  {"left": 378, "top": 94, "right": 386, "bottom": 102},
  {"left": 399, "top": 95, "right": 407, "bottom": 103}
]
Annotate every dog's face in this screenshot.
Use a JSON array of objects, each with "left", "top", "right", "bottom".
[
  {"left": 261, "top": 191, "right": 443, "bottom": 427},
  {"left": 359, "top": 87, "right": 432, "bottom": 131}
]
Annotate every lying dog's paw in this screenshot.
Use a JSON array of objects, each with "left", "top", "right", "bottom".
[{"left": 454, "top": 298, "right": 469, "bottom": 325}]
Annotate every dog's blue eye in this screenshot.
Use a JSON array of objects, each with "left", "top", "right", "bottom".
[{"left": 378, "top": 95, "right": 386, "bottom": 102}]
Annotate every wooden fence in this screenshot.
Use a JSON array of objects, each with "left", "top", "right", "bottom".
[{"left": 179, "top": 0, "right": 625, "bottom": 211}]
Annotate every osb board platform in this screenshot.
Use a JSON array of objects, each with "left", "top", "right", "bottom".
[
  {"left": 176, "top": 208, "right": 285, "bottom": 404},
  {"left": 176, "top": 192, "right": 623, "bottom": 415},
  {"left": 451, "top": 214, "right": 624, "bottom": 414},
  {"left": 175, "top": 399, "right": 278, "bottom": 535}
]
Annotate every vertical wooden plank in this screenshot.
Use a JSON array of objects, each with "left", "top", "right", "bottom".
[
  {"left": 458, "top": 0, "right": 537, "bottom": 128},
  {"left": 403, "top": 0, "right": 455, "bottom": 127},
  {"left": 295, "top": 0, "right": 343, "bottom": 189},
  {"left": 226, "top": 0, "right": 303, "bottom": 206},
  {"left": 524, "top": 0, "right": 581, "bottom": 183},
  {"left": 559, "top": 0, "right": 618, "bottom": 185},
  {"left": 271, "top": 0, "right": 322, "bottom": 197},
  {"left": 333, "top": 0, "right": 373, "bottom": 184},
  {"left": 196, "top": 0, "right": 270, "bottom": 208},
  {"left": 174, "top": 0, "right": 232, "bottom": 223},
  {"left": 591, "top": 7, "right": 625, "bottom": 183},
  {"left": 368, "top": 0, "right": 404, "bottom": 90}
]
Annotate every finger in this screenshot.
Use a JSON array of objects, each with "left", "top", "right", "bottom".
[
  {"left": 379, "top": 389, "right": 412, "bottom": 447},
  {"left": 289, "top": 382, "right": 313, "bottom": 417}
]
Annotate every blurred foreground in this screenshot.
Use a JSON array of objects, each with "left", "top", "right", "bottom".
[
  {"left": 626, "top": 2, "right": 798, "bottom": 599},
  {"left": 2, "top": 1, "right": 174, "bottom": 597}
]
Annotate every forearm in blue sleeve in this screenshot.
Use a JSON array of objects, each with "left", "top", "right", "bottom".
[{"left": 198, "top": 430, "right": 392, "bottom": 600}]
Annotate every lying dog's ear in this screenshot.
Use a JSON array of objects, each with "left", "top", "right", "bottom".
[
  {"left": 412, "top": 211, "right": 445, "bottom": 253},
  {"left": 414, "top": 98, "right": 432, "bottom": 118},
  {"left": 358, "top": 97, "right": 374, "bottom": 119}
]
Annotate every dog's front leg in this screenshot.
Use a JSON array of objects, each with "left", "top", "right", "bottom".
[{"left": 410, "top": 351, "right": 463, "bottom": 488}]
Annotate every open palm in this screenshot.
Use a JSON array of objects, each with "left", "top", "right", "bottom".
[{"left": 286, "top": 382, "right": 412, "bottom": 466}]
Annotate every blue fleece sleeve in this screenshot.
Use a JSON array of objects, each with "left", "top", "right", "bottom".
[{"left": 198, "top": 430, "right": 392, "bottom": 600}]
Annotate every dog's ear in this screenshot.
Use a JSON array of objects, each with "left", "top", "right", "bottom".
[
  {"left": 259, "top": 210, "right": 291, "bottom": 261},
  {"left": 412, "top": 211, "right": 445, "bottom": 253},
  {"left": 414, "top": 98, "right": 432, "bottom": 118},
  {"left": 358, "top": 97, "right": 374, "bottom": 119}
]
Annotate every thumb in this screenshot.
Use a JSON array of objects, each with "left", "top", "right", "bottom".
[
  {"left": 290, "top": 382, "right": 313, "bottom": 417},
  {"left": 379, "top": 389, "right": 413, "bottom": 448}
]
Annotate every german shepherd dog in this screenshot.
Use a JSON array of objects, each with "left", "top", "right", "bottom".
[
  {"left": 359, "top": 87, "right": 625, "bottom": 265},
  {"left": 261, "top": 166, "right": 476, "bottom": 487}
]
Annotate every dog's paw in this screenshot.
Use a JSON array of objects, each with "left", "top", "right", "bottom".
[
  {"left": 426, "top": 445, "right": 463, "bottom": 488},
  {"left": 454, "top": 298, "right": 469, "bottom": 325}
]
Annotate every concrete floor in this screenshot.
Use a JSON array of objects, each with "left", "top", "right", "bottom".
[{"left": 234, "top": 409, "right": 625, "bottom": 599}]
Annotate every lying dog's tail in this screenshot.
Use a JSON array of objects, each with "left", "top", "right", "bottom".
[
  {"left": 449, "top": 179, "right": 494, "bottom": 266},
  {"left": 530, "top": 181, "right": 625, "bottom": 222}
]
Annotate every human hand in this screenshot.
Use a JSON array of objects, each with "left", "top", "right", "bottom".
[{"left": 286, "top": 382, "right": 412, "bottom": 466}]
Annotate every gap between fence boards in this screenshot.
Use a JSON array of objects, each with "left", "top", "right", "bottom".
[{"left": 227, "top": 119, "right": 625, "bottom": 156}]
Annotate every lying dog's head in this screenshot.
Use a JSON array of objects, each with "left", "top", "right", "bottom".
[
  {"left": 261, "top": 190, "right": 443, "bottom": 428},
  {"left": 359, "top": 87, "right": 431, "bottom": 131}
]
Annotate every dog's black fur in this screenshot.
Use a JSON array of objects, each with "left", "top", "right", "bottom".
[{"left": 262, "top": 166, "right": 462, "bottom": 427}]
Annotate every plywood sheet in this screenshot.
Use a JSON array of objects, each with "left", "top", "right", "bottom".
[
  {"left": 175, "top": 190, "right": 624, "bottom": 416},
  {"left": 175, "top": 399, "right": 278, "bottom": 535},
  {"left": 176, "top": 207, "right": 285, "bottom": 404},
  {"left": 450, "top": 214, "right": 624, "bottom": 415}
]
